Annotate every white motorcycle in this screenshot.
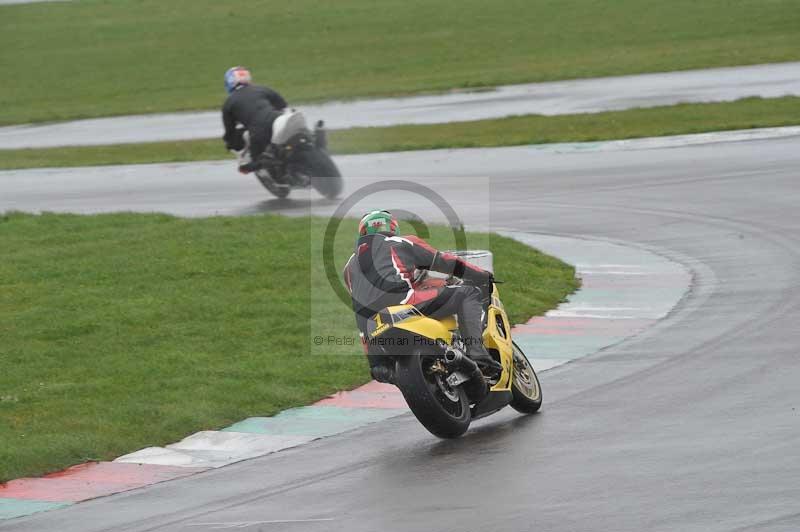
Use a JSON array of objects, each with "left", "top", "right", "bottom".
[{"left": 234, "top": 109, "right": 343, "bottom": 199}]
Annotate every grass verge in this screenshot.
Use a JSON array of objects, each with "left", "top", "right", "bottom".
[
  {"left": 2, "top": 0, "right": 799, "bottom": 124},
  {"left": 2, "top": 97, "right": 799, "bottom": 170},
  {"left": 0, "top": 212, "right": 578, "bottom": 481}
]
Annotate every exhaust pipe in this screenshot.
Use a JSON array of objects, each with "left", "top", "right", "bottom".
[
  {"left": 314, "top": 120, "right": 328, "bottom": 150},
  {"left": 444, "top": 349, "right": 488, "bottom": 401},
  {"left": 444, "top": 348, "right": 478, "bottom": 372}
]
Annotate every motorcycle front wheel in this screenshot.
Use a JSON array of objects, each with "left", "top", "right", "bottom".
[
  {"left": 395, "top": 350, "right": 471, "bottom": 438},
  {"left": 255, "top": 170, "right": 290, "bottom": 199},
  {"left": 509, "top": 341, "right": 542, "bottom": 413}
]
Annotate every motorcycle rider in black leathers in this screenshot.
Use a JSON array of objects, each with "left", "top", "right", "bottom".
[
  {"left": 343, "top": 210, "right": 503, "bottom": 384},
  {"left": 221, "top": 66, "right": 287, "bottom": 174}
]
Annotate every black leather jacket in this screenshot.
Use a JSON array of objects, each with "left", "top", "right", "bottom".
[
  {"left": 343, "top": 233, "right": 492, "bottom": 321},
  {"left": 222, "top": 84, "right": 287, "bottom": 150}
]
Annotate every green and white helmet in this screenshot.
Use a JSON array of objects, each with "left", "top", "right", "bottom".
[{"left": 358, "top": 210, "right": 399, "bottom": 236}]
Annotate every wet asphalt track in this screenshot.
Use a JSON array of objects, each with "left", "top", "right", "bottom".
[
  {"left": 3, "top": 133, "right": 800, "bottom": 531},
  {"left": 1, "top": 61, "right": 799, "bottom": 149}
]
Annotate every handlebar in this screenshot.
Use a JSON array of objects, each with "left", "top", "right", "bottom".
[{"left": 460, "top": 277, "right": 502, "bottom": 286}]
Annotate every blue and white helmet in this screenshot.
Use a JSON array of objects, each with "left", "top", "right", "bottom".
[{"left": 224, "top": 66, "right": 252, "bottom": 94}]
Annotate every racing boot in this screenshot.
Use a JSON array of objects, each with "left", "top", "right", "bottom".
[
  {"left": 238, "top": 158, "right": 263, "bottom": 174},
  {"left": 456, "top": 286, "right": 502, "bottom": 376},
  {"left": 368, "top": 352, "right": 396, "bottom": 384},
  {"left": 468, "top": 345, "right": 503, "bottom": 377},
  {"left": 370, "top": 364, "right": 395, "bottom": 384},
  {"left": 239, "top": 145, "right": 277, "bottom": 174}
]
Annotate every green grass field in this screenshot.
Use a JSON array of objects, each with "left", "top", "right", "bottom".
[
  {"left": 2, "top": 96, "right": 798, "bottom": 170},
  {"left": 2, "top": 0, "right": 799, "bottom": 124},
  {"left": 0, "top": 212, "right": 578, "bottom": 481}
]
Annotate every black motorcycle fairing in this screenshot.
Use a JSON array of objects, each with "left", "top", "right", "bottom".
[
  {"left": 284, "top": 132, "right": 316, "bottom": 155},
  {"left": 470, "top": 390, "right": 512, "bottom": 420}
]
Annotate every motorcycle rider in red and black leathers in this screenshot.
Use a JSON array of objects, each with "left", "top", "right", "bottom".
[
  {"left": 222, "top": 66, "right": 287, "bottom": 174},
  {"left": 343, "top": 210, "right": 502, "bottom": 383}
]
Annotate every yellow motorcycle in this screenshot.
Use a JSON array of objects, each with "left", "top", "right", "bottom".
[{"left": 365, "top": 277, "right": 542, "bottom": 438}]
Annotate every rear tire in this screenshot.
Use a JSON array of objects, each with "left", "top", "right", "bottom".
[
  {"left": 305, "top": 149, "right": 343, "bottom": 199},
  {"left": 395, "top": 351, "right": 471, "bottom": 438},
  {"left": 509, "top": 341, "right": 542, "bottom": 413}
]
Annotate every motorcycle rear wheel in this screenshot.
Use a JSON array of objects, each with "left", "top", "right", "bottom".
[
  {"left": 304, "top": 149, "right": 343, "bottom": 199},
  {"left": 509, "top": 341, "right": 542, "bottom": 413},
  {"left": 395, "top": 351, "right": 471, "bottom": 438}
]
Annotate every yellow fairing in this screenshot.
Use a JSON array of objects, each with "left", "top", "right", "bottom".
[
  {"left": 376, "top": 291, "right": 513, "bottom": 392},
  {"left": 484, "top": 286, "right": 514, "bottom": 391},
  {"left": 383, "top": 305, "right": 456, "bottom": 344}
]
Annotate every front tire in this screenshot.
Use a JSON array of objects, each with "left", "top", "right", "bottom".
[
  {"left": 395, "top": 351, "right": 471, "bottom": 438},
  {"left": 305, "top": 149, "right": 343, "bottom": 199},
  {"left": 255, "top": 170, "right": 290, "bottom": 199},
  {"left": 510, "top": 341, "right": 542, "bottom": 413}
]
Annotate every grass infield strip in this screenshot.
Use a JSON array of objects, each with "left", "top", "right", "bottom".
[
  {"left": 2, "top": 97, "right": 799, "bottom": 170},
  {"left": 2, "top": 0, "right": 799, "bottom": 124},
  {"left": 0, "top": 213, "right": 579, "bottom": 482}
]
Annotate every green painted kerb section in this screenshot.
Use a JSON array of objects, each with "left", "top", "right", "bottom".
[
  {"left": 223, "top": 406, "right": 406, "bottom": 438},
  {"left": 0, "top": 498, "right": 72, "bottom": 520},
  {"left": 515, "top": 334, "right": 627, "bottom": 360}
]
